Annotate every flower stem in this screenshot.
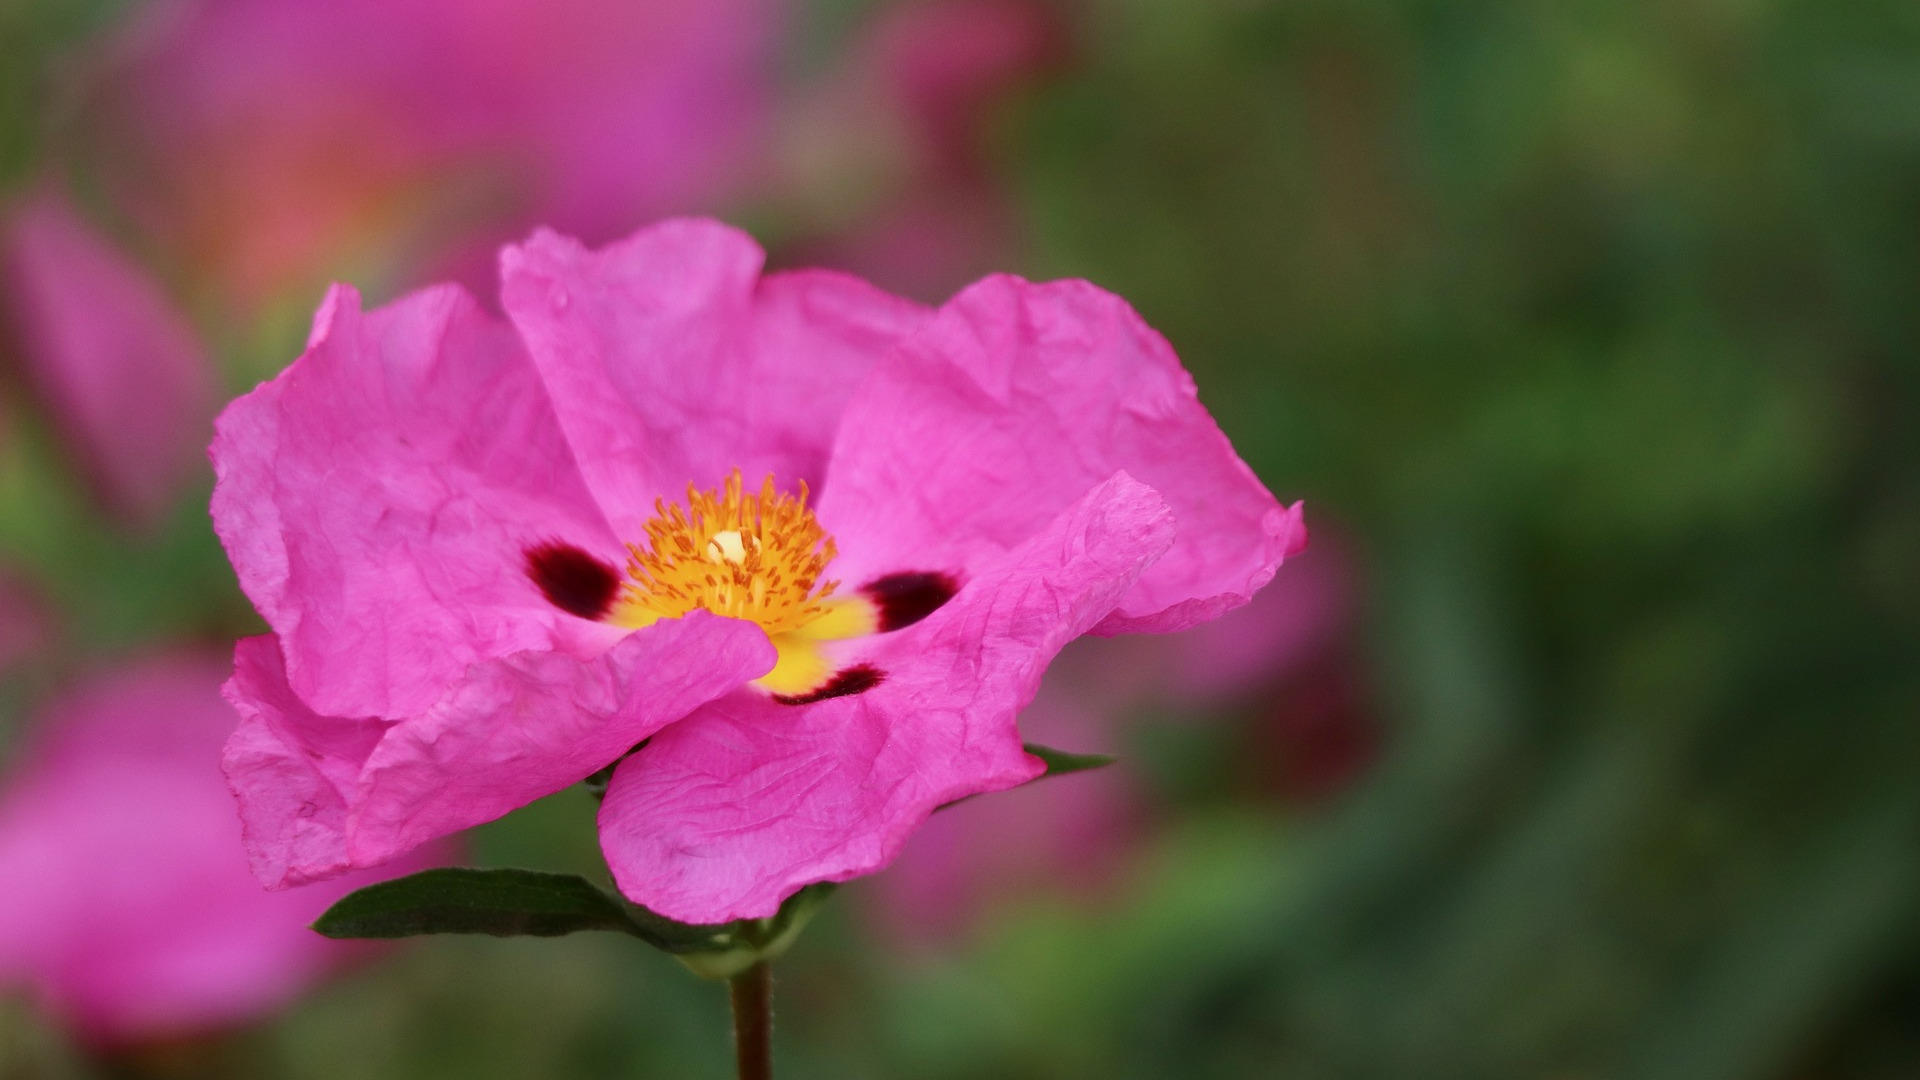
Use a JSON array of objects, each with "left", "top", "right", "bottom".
[{"left": 729, "top": 961, "right": 774, "bottom": 1080}]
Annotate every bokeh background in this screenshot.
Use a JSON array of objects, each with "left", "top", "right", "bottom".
[{"left": 2, "top": 0, "right": 1918, "bottom": 1077}]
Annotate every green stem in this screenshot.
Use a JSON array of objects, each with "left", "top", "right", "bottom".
[{"left": 729, "top": 961, "right": 774, "bottom": 1080}]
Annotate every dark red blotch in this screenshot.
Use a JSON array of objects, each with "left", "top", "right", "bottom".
[
  {"left": 773, "top": 664, "right": 885, "bottom": 706},
  {"left": 860, "top": 571, "right": 959, "bottom": 632},
  {"left": 525, "top": 542, "right": 620, "bottom": 620}
]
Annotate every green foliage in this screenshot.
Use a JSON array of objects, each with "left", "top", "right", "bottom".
[
  {"left": 1022, "top": 742, "right": 1118, "bottom": 778},
  {"left": 313, "top": 868, "right": 839, "bottom": 981},
  {"left": 0, "top": 0, "right": 134, "bottom": 185},
  {"left": 312, "top": 868, "right": 681, "bottom": 943},
  {"left": 991, "top": 1, "right": 1920, "bottom": 1077}
]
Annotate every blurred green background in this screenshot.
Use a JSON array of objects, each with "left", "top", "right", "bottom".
[{"left": 2, "top": 0, "right": 1918, "bottom": 1077}]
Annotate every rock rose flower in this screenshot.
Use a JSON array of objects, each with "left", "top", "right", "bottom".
[
  {"left": 0, "top": 655, "right": 441, "bottom": 1046},
  {"left": 213, "top": 218, "right": 1303, "bottom": 924}
]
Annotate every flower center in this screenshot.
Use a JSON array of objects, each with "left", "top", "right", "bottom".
[
  {"left": 610, "top": 470, "right": 875, "bottom": 696},
  {"left": 526, "top": 470, "right": 957, "bottom": 703},
  {"left": 612, "top": 470, "right": 839, "bottom": 633}
]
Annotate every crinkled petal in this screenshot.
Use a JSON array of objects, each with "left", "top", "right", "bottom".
[
  {"left": 599, "top": 472, "right": 1174, "bottom": 923},
  {"left": 226, "top": 612, "right": 774, "bottom": 889},
  {"left": 223, "top": 636, "right": 385, "bottom": 889},
  {"left": 819, "top": 274, "right": 1303, "bottom": 634},
  {"left": 211, "top": 282, "right": 618, "bottom": 720},
  {"left": 1, "top": 192, "right": 218, "bottom": 525},
  {"left": 348, "top": 610, "right": 774, "bottom": 869},
  {"left": 498, "top": 220, "right": 930, "bottom": 534}
]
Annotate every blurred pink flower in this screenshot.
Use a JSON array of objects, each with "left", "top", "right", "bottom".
[
  {"left": 868, "top": 539, "right": 1382, "bottom": 949},
  {"left": 0, "top": 192, "right": 219, "bottom": 525},
  {"left": 865, "top": 688, "right": 1139, "bottom": 947},
  {"left": 1036, "top": 530, "right": 1356, "bottom": 719},
  {"left": 864, "top": 0, "right": 1065, "bottom": 185},
  {"left": 0, "top": 572, "right": 54, "bottom": 673},
  {"left": 869, "top": 540, "right": 1365, "bottom": 944},
  {"left": 1254, "top": 649, "right": 1376, "bottom": 807},
  {"left": 95, "top": 0, "right": 779, "bottom": 307},
  {"left": 0, "top": 655, "right": 443, "bottom": 1047},
  {"left": 211, "top": 218, "right": 1302, "bottom": 924},
  {"left": 781, "top": 0, "right": 1064, "bottom": 299}
]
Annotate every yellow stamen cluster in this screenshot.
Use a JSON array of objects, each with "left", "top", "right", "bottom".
[{"left": 614, "top": 470, "right": 842, "bottom": 636}]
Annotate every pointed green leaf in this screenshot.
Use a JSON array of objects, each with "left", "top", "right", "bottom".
[
  {"left": 310, "top": 867, "right": 840, "bottom": 971},
  {"left": 312, "top": 867, "right": 652, "bottom": 941},
  {"left": 1024, "top": 742, "right": 1118, "bottom": 777},
  {"left": 935, "top": 745, "right": 1119, "bottom": 815}
]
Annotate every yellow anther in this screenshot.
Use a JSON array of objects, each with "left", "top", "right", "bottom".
[{"left": 610, "top": 472, "right": 876, "bottom": 664}]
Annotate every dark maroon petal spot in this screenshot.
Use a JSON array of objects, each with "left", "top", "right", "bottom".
[
  {"left": 525, "top": 541, "right": 620, "bottom": 620},
  {"left": 773, "top": 664, "right": 885, "bottom": 706},
  {"left": 860, "top": 571, "right": 959, "bottom": 632}
]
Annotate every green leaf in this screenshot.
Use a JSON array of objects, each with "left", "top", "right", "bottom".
[
  {"left": 312, "top": 867, "right": 656, "bottom": 942},
  {"left": 624, "top": 903, "right": 742, "bottom": 955},
  {"left": 935, "top": 744, "right": 1118, "bottom": 815},
  {"left": 1024, "top": 742, "right": 1118, "bottom": 778},
  {"left": 310, "top": 868, "right": 840, "bottom": 977}
]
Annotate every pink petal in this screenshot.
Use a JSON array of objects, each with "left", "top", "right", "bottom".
[
  {"left": 211, "top": 281, "right": 618, "bottom": 721},
  {"left": 598, "top": 472, "right": 1175, "bottom": 923},
  {"left": 498, "top": 220, "right": 931, "bottom": 534},
  {"left": 0, "top": 654, "right": 446, "bottom": 1046},
  {"left": 226, "top": 611, "right": 774, "bottom": 889},
  {"left": 223, "top": 637, "right": 384, "bottom": 889},
  {"left": 349, "top": 610, "right": 774, "bottom": 870},
  {"left": 0, "top": 192, "right": 218, "bottom": 525},
  {"left": 818, "top": 274, "right": 1302, "bottom": 635}
]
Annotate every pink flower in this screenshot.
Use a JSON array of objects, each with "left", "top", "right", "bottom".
[
  {"left": 0, "top": 655, "right": 442, "bottom": 1046},
  {"left": 212, "top": 218, "right": 1302, "bottom": 924},
  {"left": 94, "top": 0, "right": 777, "bottom": 306},
  {"left": 0, "top": 192, "right": 219, "bottom": 525}
]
